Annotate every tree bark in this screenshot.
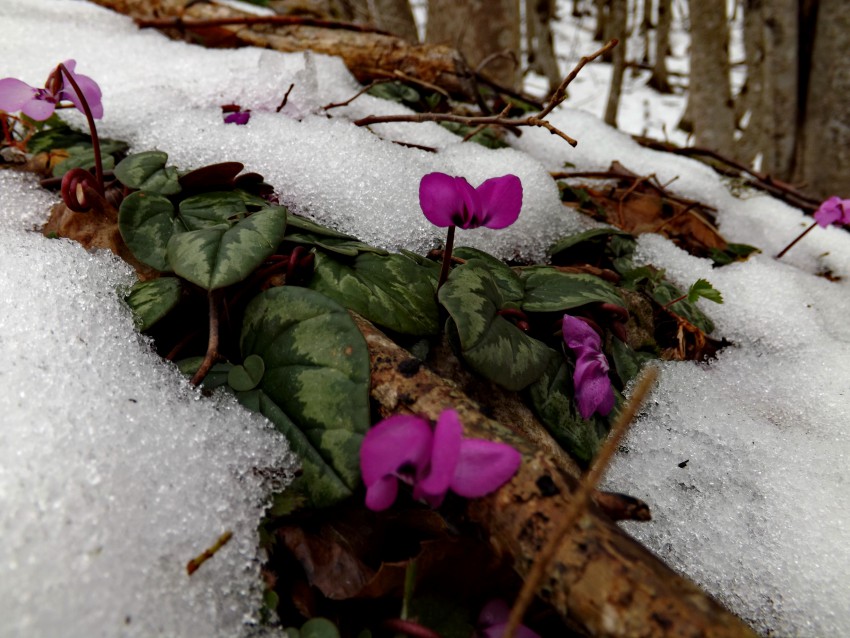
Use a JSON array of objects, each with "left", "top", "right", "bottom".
[
  {"left": 87, "top": 0, "right": 475, "bottom": 99},
  {"left": 525, "top": 0, "right": 562, "bottom": 93},
  {"left": 648, "top": 0, "right": 672, "bottom": 93},
  {"left": 683, "top": 0, "right": 735, "bottom": 155},
  {"left": 425, "top": 0, "right": 521, "bottom": 89},
  {"left": 795, "top": 0, "right": 850, "bottom": 198},
  {"left": 737, "top": 0, "right": 798, "bottom": 178},
  {"left": 603, "top": 0, "right": 627, "bottom": 127},
  {"left": 354, "top": 314, "right": 758, "bottom": 638}
]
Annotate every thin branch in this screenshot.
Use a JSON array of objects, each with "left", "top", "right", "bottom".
[
  {"left": 136, "top": 14, "right": 394, "bottom": 36},
  {"left": 504, "top": 366, "right": 659, "bottom": 638},
  {"left": 538, "top": 39, "right": 618, "bottom": 119},
  {"left": 323, "top": 79, "right": 393, "bottom": 110},
  {"left": 276, "top": 83, "right": 295, "bottom": 113},
  {"left": 354, "top": 40, "right": 619, "bottom": 148}
]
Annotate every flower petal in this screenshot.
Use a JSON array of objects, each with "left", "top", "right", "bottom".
[
  {"left": 450, "top": 438, "right": 521, "bottom": 498},
  {"left": 573, "top": 354, "right": 614, "bottom": 419},
  {"left": 482, "top": 622, "right": 541, "bottom": 638},
  {"left": 359, "top": 414, "right": 432, "bottom": 486},
  {"left": 415, "top": 409, "right": 463, "bottom": 504},
  {"left": 814, "top": 196, "right": 843, "bottom": 227},
  {"left": 562, "top": 314, "right": 602, "bottom": 354},
  {"left": 475, "top": 174, "right": 523, "bottom": 229},
  {"left": 477, "top": 598, "right": 510, "bottom": 628},
  {"left": 0, "top": 78, "right": 37, "bottom": 113},
  {"left": 60, "top": 69, "right": 103, "bottom": 119},
  {"left": 419, "top": 173, "right": 480, "bottom": 228},
  {"left": 365, "top": 475, "right": 399, "bottom": 511},
  {"left": 20, "top": 96, "right": 56, "bottom": 121}
]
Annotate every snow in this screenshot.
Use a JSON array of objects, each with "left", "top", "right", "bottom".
[{"left": 0, "top": 1, "right": 848, "bottom": 637}]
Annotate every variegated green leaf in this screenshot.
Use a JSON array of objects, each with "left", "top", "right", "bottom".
[
  {"left": 439, "top": 262, "right": 550, "bottom": 390},
  {"left": 240, "top": 286, "right": 370, "bottom": 507},
  {"left": 167, "top": 206, "right": 287, "bottom": 290},
  {"left": 310, "top": 252, "right": 439, "bottom": 335},
  {"left": 651, "top": 280, "right": 715, "bottom": 333},
  {"left": 228, "top": 354, "right": 265, "bottom": 392},
  {"left": 113, "top": 150, "right": 181, "bottom": 195},
  {"left": 285, "top": 214, "right": 359, "bottom": 239},
  {"left": 118, "top": 191, "right": 179, "bottom": 271},
  {"left": 520, "top": 267, "right": 624, "bottom": 312},
  {"left": 453, "top": 248, "right": 524, "bottom": 305},
  {"left": 178, "top": 191, "right": 255, "bottom": 230},
  {"left": 526, "top": 352, "right": 610, "bottom": 463},
  {"left": 547, "top": 227, "right": 631, "bottom": 259},
  {"left": 286, "top": 232, "right": 388, "bottom": 257},
  {"left": 124, "top": 276, "right": 183, "bottom": 331}
]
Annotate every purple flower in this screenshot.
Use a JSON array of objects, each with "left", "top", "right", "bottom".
[
  {"left": 359, "top": 409, "right": 522, "bottom": 511},
  {"left": 419, "top": 172, "right": 523, "bottom": 229},
  {"left": 0, "top": 60, "right": 102, "bottom": 121},
  {"left": 223, "top": 110, "right": 251, "bottom": 125},
  {"left": 813, "top": 196, "right": 850, "bottom": 228},
  {"left": 562, "top": 314, "right": 615, "bottom": 419},
  {"left": 476, "top": 599, "right": 540, "bottom": 638}
]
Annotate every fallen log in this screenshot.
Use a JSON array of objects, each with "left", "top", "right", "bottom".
[
  {"left": 354, "top": 314, "right": 757, "bottom": 638},
  {"left": 87, "top": 0, "right": 476, "bottom": 99}
]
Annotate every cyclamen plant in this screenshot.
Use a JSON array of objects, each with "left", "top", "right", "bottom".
[
  {"left": 359, "top": 409, "right": 521, "bottom": 511},
  {"left": 419, "top": 172, "right": 523, "bottom": 287},
  {"left": 0, "top": 60, "right": 105, "bottom": 207},
  {"left": 776, "top": 196, "right": 850, "bottom": 259}
]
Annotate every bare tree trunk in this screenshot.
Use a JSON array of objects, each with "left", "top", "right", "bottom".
[
  {"left": 594, "top": 0, "right": 608, "bottom": 42},
  {"left": 525, "top": 0, "right": 562, "bottom": 93},
  {"left": 604, "top": 0, "right": 627, "bottom": 127},
  {"left": 795, "top": 0, "right": 850, "bottom": 198},
  {"left": 648, "top": 0, "right": 672, "bottom": 92},
  {"left": 425, "top": 0, "right": 521, "bottom": 89},
  {"left": 736, "top": 0, "right": 798, "bottom": 177},
  {"left": 640, "top": 0, "right": 653, "bottom": 64},
  {"left": 682, "top": 0, "right": 735, "bottom": 155}
]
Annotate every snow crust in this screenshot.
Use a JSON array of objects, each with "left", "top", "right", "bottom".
[{"left": 0, "top": 1, "right": 848, "bottom": 636}]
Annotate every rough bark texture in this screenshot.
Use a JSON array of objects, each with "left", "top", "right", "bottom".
[
  {"left": 603, "top": 0, "right": 627, "bottom": 127},
  {"left": 737, "top": 0, "right": 798, "bottom": 179},
  {"left": 525, "top": 0, "right": 562, "bottom": 93},
  {"left": 333, "top": 0, "right": 418, "bottom": 42},
  {"left": 684, "top": 0, "right": 735, "bottom": 155},
  {"left": 87, "top": 0, "right": 475, "bottom": 99},
  {"left": 425, "top": 0, "right": 521, "bottom": 89},
  {"left": 796, "top": 0, "right": 850, "bottom": 198},
  {"left": 648, "top": 0, "right": 672, "bottom": 93},
  {"left": 354, "top": 314, "right": 758, "bottom": 638}
]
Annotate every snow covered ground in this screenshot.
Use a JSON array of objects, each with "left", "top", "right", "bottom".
[{"left": 0, "top": 1, "right": 847, "bottom": 636}]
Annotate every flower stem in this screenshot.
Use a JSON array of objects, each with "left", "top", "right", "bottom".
[
  {"left": 437, "top": 225, "right": 456, "bottom": 290},
  {"left": 776, "top": 221, "right": 818, "bottom": 259},
  {"left": 58, "top": 63, "right": 104, "bottom": 196},
  {"left": 191, "top": 291, "right": 220, "bottom": 386}
]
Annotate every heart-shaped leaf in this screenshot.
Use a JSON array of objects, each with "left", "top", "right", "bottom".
[
  {"left": 240, "top": 286, "right": 371, "bottom": 508},
  {"left": 285, "top": 214, "right": 359, "bottom": 239},
  {"left": 114, "top": 150, "right": 181, "bottom": 195},
  {"left": 118, "top": 191, "right": 179, "bottom": 271},
  {"left": 124, "top": 276, "right": 183, "bottom": 331},
  {"left": 177, "top": 191, "right": 257, "bottom": 230},
  {"left": 452, "top": 249, "right": 524, "bottom": 305},
  {"left": 547, "top": 227, "right": 631, "bottom": 259},
  {"left": 227, "top": 354, "right": 265, "bottom": 391},
  {"left": 526, "top": 352, "right": 610, "bottom": 463},
  {"left": 520, "top": 267, "right": 624, "bottom": 312},
  {"left": 51, "top": 147, "right": 117, "bottom": 178},
  {"left": 310, "top": 252, "right": 439, "bottom": 335},
  {"left": 286, "top": 232, "right": 388, "bottom": 257},
  {"left": 167, "top": 206, "right": 287, "bottom": 290},
  {"left": 178, "top": 161, "right": 244, "bottom": 193},
  {"left": 438, "top": 262, "right": 550, "bottom": 390}
]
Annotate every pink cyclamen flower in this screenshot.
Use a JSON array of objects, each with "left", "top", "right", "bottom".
[
  {"left": 419, "top": 172, "right": 523, "bottom": 229},
  {"left": 562, "top": 314, "right": 615, "bottom": 420},
  {"left": 813, "top": 196, "right": 850, "bottom": 228},
  {"left": 476, "top": 599, "right": 540, "bottom": 638},
  {"left": 359, "top": 409, "right": 521, "bottom": 511},
  {"left": 0, "top": 60, "right": 103, "bottom": 121}
]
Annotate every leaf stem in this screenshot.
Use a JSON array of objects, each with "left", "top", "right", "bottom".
[
  {"left": 437, "top": 225, "right": 456, "bottom": 290},
  {"left": 58, "top": 62, "right": 104, "bottom": 196},
  {"left": 662, "top": 292, "right": 688, "bottom": 310},
  {"left": 191, "top": 290, "right": 220, "bottom": 386},
  {"left": 776, "top": 221, "right": 818, "bottom": 259}
]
